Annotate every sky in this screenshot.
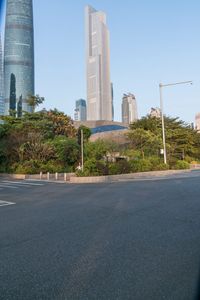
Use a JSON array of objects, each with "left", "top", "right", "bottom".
[{"left": 0, "top": 0, "right": 200, "bottom": 123}]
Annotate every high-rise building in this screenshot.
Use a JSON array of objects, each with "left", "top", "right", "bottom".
[
  {"left": 4, "top": 0, "right": 34, "bottom": 115},
  {"left": 195, "top": 113, "right": 200, "bottom": 132},
  {"left": 122, "top": 93, "right": 138, "bottom": 124},
  {"left": 0, "top": 32, "right": 4, "bottom": 117},
  {"left": 149, "top": 107, "right": 161, "bottom": 118},
  {"left": 85, "top": 5, "right": 112, "bottom": 121},
  {"left": 74, "top": 99, "right": 87, "bottom": 121},
  {"left": 111, "top": 82, "right": 114, "bottom": 121}
]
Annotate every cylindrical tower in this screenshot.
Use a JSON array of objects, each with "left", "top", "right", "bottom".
[
  {"left": 4, "top": 0, "right": 34, "bottom": 115},
  {"left": 0, "top": 32, "right": 4, "bottom": 116}
]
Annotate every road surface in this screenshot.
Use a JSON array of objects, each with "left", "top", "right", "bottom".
[{"left": 1, "top": 174, "right": 200, "bottom": 299}]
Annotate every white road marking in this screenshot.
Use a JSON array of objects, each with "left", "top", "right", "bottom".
[
  {"left": 2, "top": 180, "right": 44, "bottom": 186},
  {"left": 0, "top": 184, "right": 18, "bottom": 189},
  {"left": 0, "top": 200, "right": 16, "bottom": 207}
]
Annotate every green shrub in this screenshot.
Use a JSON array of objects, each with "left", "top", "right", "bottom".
[
  {"left": 80, "top": 158, "right": 100, "bottom": 176},
  {"left": 149, "top": 156, "right": 169, "bottom": 171},
  {"left": 11, "top": 159, "right": 71, "bottom": 174},
  {"left": 109, "top": 160, "right": 131, "bottom": 175},
  {"left": 174, "top": 160, "right": 190, "bottom": 170},
  {"left": 13, "top": 160, "right": 40, "bottom": 174},
  {"left": 130, "top": 159, "right": 153, "bottom": 173}
]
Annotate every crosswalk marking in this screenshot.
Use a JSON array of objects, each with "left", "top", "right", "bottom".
[
  {"left": 0, "top": 200, "right": 15, "bottom": 207},
  {"left": 0, "top": 184, "right": 18, "bottom": 189},
  {"left": 0, "top": 179, "right": 66, "bottom": 191},
  {"left": 2, "top": 180, "right": 44, "bottom": 186},
  {"left": 0, "top": 180, "right": 45, "bottom": 191}
]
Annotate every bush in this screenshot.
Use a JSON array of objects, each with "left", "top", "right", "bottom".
[
  {"left": 78, "top": 158, "right": 103, "bottom": 176},
  {"left": 109, "top": 160, "right": 131, "bottom": 175},
  {"left": 11, "top": 159, "right": 72, "bottom": 174},
  {"left": 130, "top": 159, "right": 153, "bottom": 173},
  {"left": 149, "top": 157, "right": 169, "bottom": 171},
  {"left": 13, "top": 160, "right": 40, "bottom": 174},
  {"left": 174, "top": 160, "right": 190, "bottom": 170}
]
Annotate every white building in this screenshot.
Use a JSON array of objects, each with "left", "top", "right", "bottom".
[
  {"left": 149, "top": 107, "right": 161, "bottom": 118},
  {"left": 85, "top": 5, "right": 112, "bottom": 121},
  {"left": 122, "top": 93, "right": 138, "bottom": 124},
  {"left": 195, "top": 113, "right": 200, "bottom": 131}
]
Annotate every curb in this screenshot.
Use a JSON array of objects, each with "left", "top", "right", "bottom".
[{"left": 69, "top": 169, "right": 192, "bottom": 184}]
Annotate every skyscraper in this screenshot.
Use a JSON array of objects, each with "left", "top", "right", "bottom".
[
  {"left": 4, "top": 0, "right": 34, "bottom": 115},
  {"left": 195, "top": 113, "right": 200, "bottom": 132},
  {"left": 122, "top": 93, "right": 138, "bottom": 124},
  {"left": 85, "top": 5, "right": 112, "bottom": 121},
  {"left": 74, "top": 99, "right": 87, "bottom": 121},
  {"left": 149, "top": 107, "right": 161, "bottom": 118},
  {"left": 0, "top": 32, "right": 4, "bottom": 117}
]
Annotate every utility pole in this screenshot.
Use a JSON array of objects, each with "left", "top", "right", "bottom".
[
  {"left": 81, "top": 129, "right": 84, "bottom": 171},
  {"left": 159, "top": 80, "right": 193, "bottom": 164}
]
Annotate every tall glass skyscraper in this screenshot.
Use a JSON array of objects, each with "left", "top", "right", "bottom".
[
  {"left": 122, "top": 93, "right": 138, "bottom": 125},
  {"left": 0, "top": 32, "right": 4, "bottom": 117},
  {"left": 4, "top": 0, "right": 34, "bottom": 115},
  {"left": 74, "top": 99, "right": 87, "bottom": 121},
  {"left": 86, "top": 5, "right": 112, "bottom": 121}
]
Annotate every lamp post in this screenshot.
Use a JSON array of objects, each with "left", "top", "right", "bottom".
[
  {"left": 81, "top": 129, "right": 84, "bottom": 171},
  {"left": 159, "top": 81, "right": 193, "bottom": 164}
]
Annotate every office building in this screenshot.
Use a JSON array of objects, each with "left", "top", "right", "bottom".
[
  {"left": 85, "top": 5, "right": 112, "bottom": 121},
  {"left": 0, "top": 32, "right": 4, "bottom": 117},
  {"left": 122, "top": 93, "right": 138, "bottom": 124},
  {"left": 74, "top": 99, "right": 87, "bottom": 121},
  {"left": 4, "top": 0, "right": 34, "bottom": 115},
  {"left": 195, "top": 113, "right": 200, "bottom": 131},
  {"left": 149, "top": 107, "right": 161, "bottom": 118}
]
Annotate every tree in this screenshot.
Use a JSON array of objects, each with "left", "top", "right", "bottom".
[
  {"left": 128, "top": 116, "right": 200, "bottom": 162},
  {"left": 27, "top": 94, "right": 45, "bottom": 111},
  {"left": 127, "top": 128, "right": 162, "bottom": 158},
  {"left": 77, "top": 125, "right": 91, "bottom": 145},
  {"left": 51, "top": 136, "right": 80, "bottom": 166}
]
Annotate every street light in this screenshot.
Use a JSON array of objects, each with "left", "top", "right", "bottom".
[
  {"left": 159, "top": 80, "right": 193, "bottom": 164},
  {"left": 81, "top": 129, "right": 84, "bottom": 171}
]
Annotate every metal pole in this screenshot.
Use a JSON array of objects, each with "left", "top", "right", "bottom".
[
  {"left": 81, "top": 129, "right": 84, "bottom": 171},
  {"left": 159, "top": 80, "right": 192, "bottom": 164},
  {"left": 159, "top": 84, "right": 167, "bottom": 164}
]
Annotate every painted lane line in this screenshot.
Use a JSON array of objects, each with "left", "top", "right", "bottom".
[
  {"left": 0, "top": 184, "right": 18, "bottom": 189},
  {"left": 0, "top": 200, "right": 16, "bottom": 207},
  {"left": 2, "top": 181, "right": 44, "bottom": 186}
]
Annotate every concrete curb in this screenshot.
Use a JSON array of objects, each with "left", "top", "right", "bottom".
[
  {"left": 0, "top": 174, "right": 26, "bottom": 180},
  {"left": 70, "top": 169, "right": 192, "bottom": 184}
]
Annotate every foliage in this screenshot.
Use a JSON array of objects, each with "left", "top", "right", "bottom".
[
  {"left": 0, "top": 109, "right": 78, "bottom": 173},
  {"left": 77, "top": 125, "right": 91, "bottom": 145},
  {"left": 174, "top": 160, "right": 190, "bottom": 170},
  {"left": 129, "top": 115, "right": 200, "bottom": 161},
  {"left": 51, "top": 136, "right": 80, "bottom": 166},
  {"left": 109, "top": 160, "right": 131, "bottom": 175},
  {"left": 27, "top": 94, "right": 45, "bottom": 112},
  {"left": 0, "top": 112, "right": 198, "bottom": 175}
]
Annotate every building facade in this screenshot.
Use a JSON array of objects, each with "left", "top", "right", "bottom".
[
  {"left": 4, "top": 0, "right": 34, "bottom": 115},
  {"left": 74, "top": 99, "right": 87, "bottom": 121},
  {"left": 195, "top": 113, "right": 200, "bottom": 131},
  {"left": 0, "top": 32, "right": 4, "bottom": 117},
  {"left": 122, "top": 93, "right": 138, "bottom": 124},
  {"left": 85, "top": 5, "right": 112, "bottom": 121},
  {"left": 149, "top": 107, "right": 161, "bottom": 118}
]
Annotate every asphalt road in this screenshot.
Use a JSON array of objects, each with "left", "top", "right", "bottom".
[{"left": 1, "top": 175, "right": 200, "bottom": 300}]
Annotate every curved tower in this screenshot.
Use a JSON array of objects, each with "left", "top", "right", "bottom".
[
  {"left": 4, "top": 0, "right": 34, "bottom": 115},
  {"left": 0, "top": 32, "right": 4, "bottom": 117}
]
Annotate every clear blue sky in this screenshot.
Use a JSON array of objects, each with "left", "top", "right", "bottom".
[{"left": 1, "top": 0, "right": 200, "bottom": 123}]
